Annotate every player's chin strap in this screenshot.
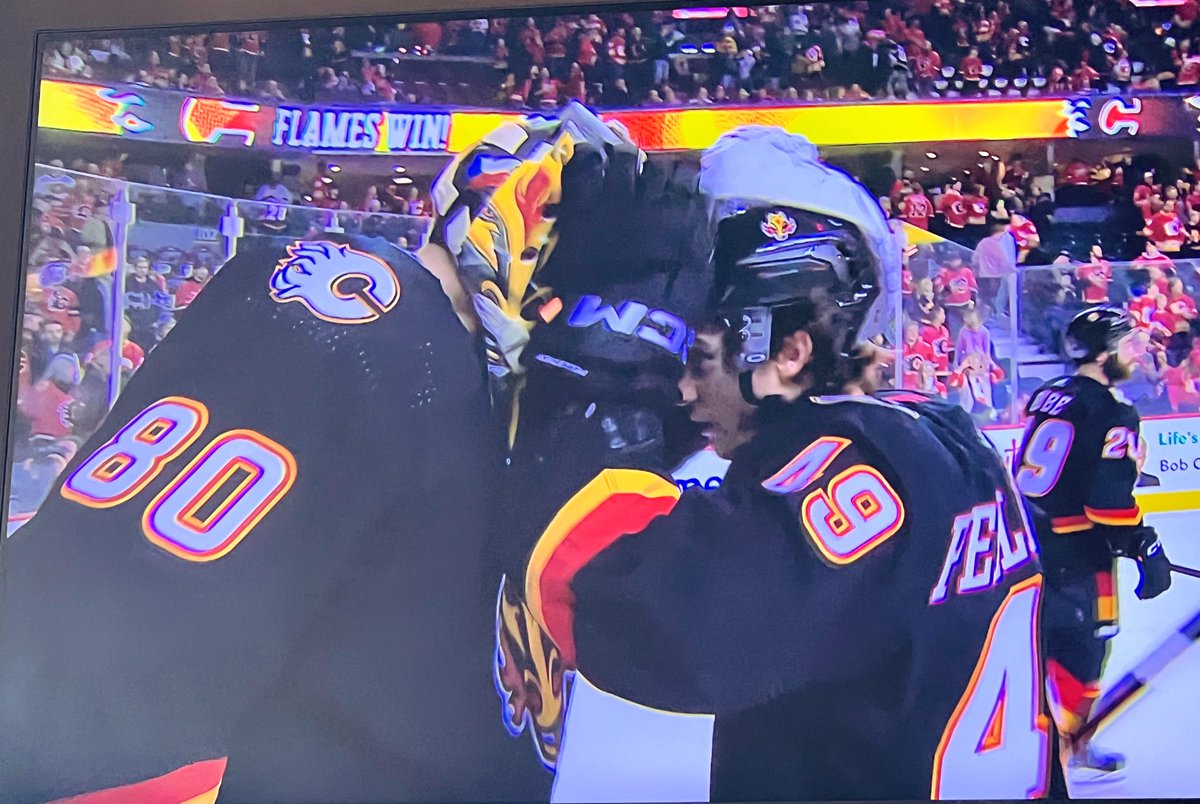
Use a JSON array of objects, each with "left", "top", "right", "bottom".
[{"left": 739, "top": 370, "right": 764, "bottom": 406}]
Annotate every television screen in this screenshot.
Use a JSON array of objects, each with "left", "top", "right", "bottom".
[{"left": 5, "top": 2, "right": 1200, "bottom": 800}]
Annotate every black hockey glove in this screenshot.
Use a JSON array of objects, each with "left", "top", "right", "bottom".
[{"left": 1109, "top": 525, "right": 1173, "bottom": 600}]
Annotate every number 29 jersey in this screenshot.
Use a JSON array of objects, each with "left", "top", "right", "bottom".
[
  {"left": 0, "top": 236, "right": 544, "bottom": 802},
  {"left": 1014, "top": 374, "right": 1144, "bottom": 573}
]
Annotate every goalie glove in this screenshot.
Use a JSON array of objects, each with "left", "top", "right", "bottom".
[{"left": 1109, "top": 525, "right": 1173, "bottom": 600}]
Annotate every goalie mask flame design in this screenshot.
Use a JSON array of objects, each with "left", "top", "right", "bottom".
[
  {"left": 431, "top": 121, "right": 576, "bottom": 374},
  {"left": 269, "top": 241, "right": 401, "bottom": 324}
]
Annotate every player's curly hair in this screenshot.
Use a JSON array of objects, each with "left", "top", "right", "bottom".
[{"left": 762, "top": 292, "right": 874, "bottom": 396}]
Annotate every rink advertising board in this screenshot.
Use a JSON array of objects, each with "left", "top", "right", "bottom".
[{"left": 38, "top": 78, "right": 1200, "bottom": 155}]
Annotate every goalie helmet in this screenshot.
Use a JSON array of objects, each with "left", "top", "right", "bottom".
[{"left": 427, "top": 102, "right": 635, "bottom": 376}]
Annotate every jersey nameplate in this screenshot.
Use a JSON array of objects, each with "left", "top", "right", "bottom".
[{"left": 1027, "top": 389, "right": 1074, "bottom": 416}]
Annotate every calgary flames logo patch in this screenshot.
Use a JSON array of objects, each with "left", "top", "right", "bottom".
[
  {"left": 269, "top": 241, "right": 401, "bottom": 324},
  {"left": 761, "top": 210, "right": 798, "bottom": 241}
]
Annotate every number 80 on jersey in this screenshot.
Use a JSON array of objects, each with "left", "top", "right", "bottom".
[{"left": 62, "top": 396, "right": 297, "bottom": 562}]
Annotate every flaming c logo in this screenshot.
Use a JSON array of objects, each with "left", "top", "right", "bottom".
[
  {"left": 761, "top": 211, "right": 798, "bottom": 241},
  {"left": 269, "top": 241, "right": 401, "bottom": 324}
]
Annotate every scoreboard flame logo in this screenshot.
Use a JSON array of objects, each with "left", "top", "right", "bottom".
[
  {"left": 761, "top": 211, "right": 798, "bottom": 241},
  {"left": 181, "top": 97, "right": 263, "bottom": 146},
  {"left": 269, "top": 241, "right": 401, "bottom": 324},
  {"left": 1061, "top": 98, "right": 1092, "bottom": 139}
]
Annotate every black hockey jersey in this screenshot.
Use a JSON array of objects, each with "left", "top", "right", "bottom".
[
  {"left": 514, "top": 391, "right": 1051, "bottom": 800},
  {"left": 0, "top": 236, "right": 546, "bottom": 802},
  {"left": 1014, "top": 374, "right": 1144, "bottom": 576}
]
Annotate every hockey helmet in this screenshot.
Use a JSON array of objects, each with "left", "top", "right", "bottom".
[
  {"left": 699, "top": 127, "right": 899, "bottom": 366},
  {"left": 1064, "top": 305, "right": 1134, "bottom": 364}
]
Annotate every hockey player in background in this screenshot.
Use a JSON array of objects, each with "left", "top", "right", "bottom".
[
  {"left": 499, "top": 127, "right": 1058, "bottom": 800},
  {"left": 0, "top": 107, "right": 623, "bottom": 802},
  {"left": 1015, "top": 305, "right": 1173, "bottom": 782}
]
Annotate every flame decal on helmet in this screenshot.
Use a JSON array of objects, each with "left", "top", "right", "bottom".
[{"left": 761, "top": 210, "right": 798, "bottom": 241}]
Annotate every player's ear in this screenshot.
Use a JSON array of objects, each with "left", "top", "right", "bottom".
[{"left": 773, "top": 330, "right": 814, "bottom": 385}]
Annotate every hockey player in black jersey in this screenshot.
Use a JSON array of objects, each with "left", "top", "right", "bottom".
[
  {"left": 499, "top": 126, "right": 1055, "bottom": 800},
  {"left": 0, "top": 108, "right": 619, "bottom": 801},
  {"left": 1015, "top": 305, "right": 1173, "bottom": 782}
]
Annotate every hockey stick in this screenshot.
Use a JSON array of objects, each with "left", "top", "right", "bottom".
[{"left": 1170, "top": 562, "right": 1200, "bottom": 580}]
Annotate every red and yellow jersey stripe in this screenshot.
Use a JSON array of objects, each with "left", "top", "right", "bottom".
[
  {"left": 55, "top": 758, "right": 226, "bottom": 804},
  {"left": 524, "top": 469, "right": 681, "bottom": 665}
]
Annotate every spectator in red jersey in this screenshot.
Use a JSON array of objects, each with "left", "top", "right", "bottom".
[
  {"left": 938, "top": 180, "right": 968, "bottom": 231},
  {"left": 606, "top": 28, "right": 628, "bottom": 79},
  {"left": 1134, "top": 171, "right": 1161, "bottom": 221},
  {"left": 960, "top": 46, "right": 984, "bottom": 93},
  {"left": 1075, "top": 244, "right": 1112, "bottom": 304},
  {"left": 920, "top": 304, "right": 953, "bottom": 380},
  {"left": 1009, "top": 212, "right": 1040, "bottom": 263},
  {"left": 964, "top": 183, "right": 989, "bottom": 240},
  {"left": 912, "top": 40, "right": 942, "bottom": 96},
  {"left": 1134, "top": 242, "right": 1176, "bottom": 293},
  {"left": 1150, "top": 292, "right": 1179, "bottom": 344},
  {"left": 901, "top": 183, "right": 933, "bottom": 230},
  {"left": 1177, "top": 43, "right": 1200, "bottom": 86},
  {"left": 17, "top": 352, "right": 80, "bottom": 439},
  {"left": 1144, "top": 199, "right": 1186, "bottom": 253},
  {"left": 1129, "top": 286, "right": 1160, "bottom": 332},
  {"left": 902, "top": 319, "right": 936, "bottom": 390},
  {"left": 563, "top": 62, "right": 587, "bottom": 103},
  {"left": 39, "top": 285, "right": 81, "bottom": 343},
  {"left": 1164, "top": 279, "right": 1199, "bottom": 366},
  {"left": 935, "top": 253, "right": 978, "bottom": 334},
  {"left": 1164, "top": 349, "right": 1200, "bottom": 412},
  {"left": 173, "top": 264, "right": 210, "bottom": 310},
  {"left": 1064, "top": 158, "right": 1092, "bottom": 186}
]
